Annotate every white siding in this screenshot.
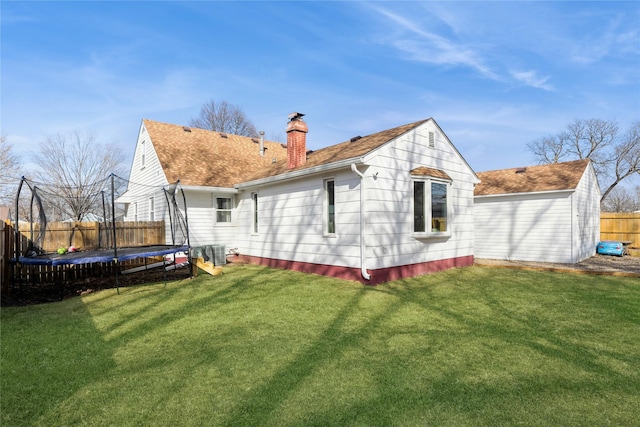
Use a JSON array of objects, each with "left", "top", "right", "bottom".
[
  {"left": 121, "top": 124, "right": 169, "bottom": 222},
  {"left": 573, "top": 164, "right": 600, "bottom": 262},
  {"left": 474, "top": 192, "right": 575, "bottom": 263},
  {"left": 185, "top": 191, "right": 239, "bottom": 250},
  {"left": 362, "top": 123, "right": 476, "bottom": 269},
  {"left": 235, "top": 170, "right": 362, "bottom": 268},
  {"left": 474, "top": 163, "right": 601, "bottom": 264},
  {"left": 235, "top": 119, "right": 478, "bottom": 271}
]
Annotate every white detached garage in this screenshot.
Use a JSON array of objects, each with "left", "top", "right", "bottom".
[{"left": 474, "top": 159, "right": 601, "bottom": 264}]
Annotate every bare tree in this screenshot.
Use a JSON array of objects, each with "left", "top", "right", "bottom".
[
  {"left": 0, "top": 135, "right": 21, "bottom": 206},
  {"left": 527, "top": 134, "right": 567, "bottom": 164},
  {"left": 32, "top": 130, "right": 125, "bottom": 221},
  {"left": 528, "top": 119, "right": 640, "bottom": 203},
  {"left": 601, "top": 186, "right": 636, "bottom": 212},
  {"left": 600, "top": 121, "right": 640, "bottom": 202},
  {"left": 190, "top": 99, "right": 259, "bottom": 137}
]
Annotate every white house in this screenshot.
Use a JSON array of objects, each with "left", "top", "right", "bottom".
[
  {"left": 119, "top": 114, "right": 480, "bottom": 284},
  {"left": 474, "top": 159, "right": 601, "bottom": 264},
  {"left": 117, "top": 119, "right": 289, "bottom": 252}
]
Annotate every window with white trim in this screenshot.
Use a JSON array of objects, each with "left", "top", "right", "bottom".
[
  {"left": 413, "top": 179, "right": 450, "bottom": 235},
  {"left": 324, "top": 179, "right": 336, "bottom": 235},
  {"left": 251, "top": 193, "right": 258, "bottom": 234},
  {"left": 149, "top": 197, "right": 155, "bottom": 221},
  {"left": 215, "top": 196, "right": 233, "bottom": 223},
  {"left": 140, "top": 140, "right": 146, "bottom": 169}
]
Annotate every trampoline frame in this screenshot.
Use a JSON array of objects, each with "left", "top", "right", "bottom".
[{"left": 11, "top": 174, "right": 191, "bottom": 295}]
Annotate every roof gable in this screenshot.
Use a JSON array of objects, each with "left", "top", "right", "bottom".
[
  {"left": 474, "top": 159, "right": 591, "bottom": 196},
  {"left": 245, "top": 119, "right": 429, "bottom": 181},
  {"left": 143, "top": 119, "right": 288, "bottom": 188}
]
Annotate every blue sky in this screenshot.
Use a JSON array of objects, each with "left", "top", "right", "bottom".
[{"left": 2, "top": 1, "right": 639, "bottom": 178}]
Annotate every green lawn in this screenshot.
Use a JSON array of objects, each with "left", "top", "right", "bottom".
[{"left": 1, "top": 265, "right": 639, "bottom": 426}]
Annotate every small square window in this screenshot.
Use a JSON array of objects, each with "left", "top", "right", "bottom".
[{"left": 216, "top": 197, "right": 232, "bottom": 223}]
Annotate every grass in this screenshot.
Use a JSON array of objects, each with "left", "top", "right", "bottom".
[{"left": 1, "top": 264, "right": 639, "bottom": 426}]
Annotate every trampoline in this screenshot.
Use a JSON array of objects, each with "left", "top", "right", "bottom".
[
  {"left": 11, "top": 174, "right": 191, "bottom": 295},
  {"left": 16, "top": 245, "right": 190, "bottom": 266}
]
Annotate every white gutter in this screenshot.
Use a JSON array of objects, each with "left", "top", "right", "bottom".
[
  {"left": 351, "top": 164, "right": 371, "bottom": 281},
  {"left": 179, "top": 185, "right": 238, "bottom": 194},
  {"left": 236, "top": 157, "right": 362, "bottom": 189},
  {"left": 474, "top": 188, "right": 575, "bottom": 199}
]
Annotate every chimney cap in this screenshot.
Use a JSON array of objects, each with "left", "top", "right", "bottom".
[{"left": 288, "top": 112, "right": 305, "bottom": 121}]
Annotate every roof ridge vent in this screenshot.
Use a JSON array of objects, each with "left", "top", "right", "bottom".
[
  {"left": 515, "top": 167, "right": 527, "bottom": 173},
  {"left": 183, "top": 126, "right": 191, "bottom": 132},
  {"left": 350, "top": 136, "right": 362, "bottom": 142}
]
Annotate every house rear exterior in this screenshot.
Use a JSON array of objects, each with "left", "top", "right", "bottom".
[
  {"left": 234, "top": 114, "right": 479, "bottom": 284},
  {"left": 474, "top": 160, "right": 601, "bottom": 264},
  {"left": 119, "top": 114, "right": 479, "bottom": 284}
]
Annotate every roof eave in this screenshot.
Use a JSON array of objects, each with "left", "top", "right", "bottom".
[
  {"left": 474, "top": 188, "right": 576, "bottom": 199},
  {"left": 236, "top": 157, "right": 364, "bottom": 189},
  {"left": 180, "top": 185, "right": 238, "bottom": 194}
]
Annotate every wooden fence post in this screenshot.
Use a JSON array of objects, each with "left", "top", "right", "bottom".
[{"left": 1, "top": 221, "right": 9, "bottom": 295}]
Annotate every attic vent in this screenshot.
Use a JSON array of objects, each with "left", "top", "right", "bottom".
[
  {"left": 515, "top": 167, "right": 527, "bottom": 174},
  {"left": 219, "top": 133, "right": 228, "bottom": 138},
  {"left": 251, "top": 138, "right": 259, "bottom": 143},
  {"left": 306, "top": 149, "right": 314, "bottom": 155},
  {"left": 281, "top": 143, "right": 287, "bottom": 149},
  {"left": 183, "top": 126, "right": 191, "bottom": 132},
  {"left": 350, "top": 136, "right": 362, "bottom": 142},
  {"left": 429, "top": 132, "right": 435, "bottom": 148},
  {"left": 272, "top": 158, "right": 277, "bottom": 164}
]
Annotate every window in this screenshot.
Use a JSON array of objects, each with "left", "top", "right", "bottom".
[
  {"left": 413, "top": 181, "right": 426, "bottom": 232},
  {"left": 324, "top": 179, "right": 336, "bottom": 235},
  {"left": 149, "top": 197, "right": 155, "bottom": 221},
  {"left": 215, "top": 197, "right": 232, "bottom": 223},
  {"left": 141, "top": 140, "right": 146, "bottom": 169},
  {"left": 251, "top": 193, "right": 258, "bottom": 234},
  {"left": 413, "top": 180, "right": 449, "bottom": 235}
]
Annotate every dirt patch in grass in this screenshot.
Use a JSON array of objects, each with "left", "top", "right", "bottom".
[{"left": 476, "top": 254, "right": 640, "bottom": 276}]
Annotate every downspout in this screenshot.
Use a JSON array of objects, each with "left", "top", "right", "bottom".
[{"left": 350, "top": 164, "right": 371, "bottom": 281}]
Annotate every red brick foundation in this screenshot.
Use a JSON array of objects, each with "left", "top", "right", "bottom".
[{"left": 230, "top": 254, "right": 474, "bottom": 285}]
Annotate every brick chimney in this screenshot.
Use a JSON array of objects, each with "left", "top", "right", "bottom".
[{"left": 286, "top": 112, "right": 308, "bottom": 169}]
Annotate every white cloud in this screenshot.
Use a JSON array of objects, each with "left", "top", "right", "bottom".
[
  {"left": 510, "top": 70, "right": 554, "bottom": 91},
  {"left": 371, "top": 6, "right": 500, "bottom": 81}
]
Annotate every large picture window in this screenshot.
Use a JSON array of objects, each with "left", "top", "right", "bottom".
[
  {"left": 215, "top": 197, "right": 233, "bottom": 223},
  {"left": 413, "top": 179, "right": 449, "bottom": 235},
  {"left": 324, "top": 179, "right": 336, "bottom": 235}
]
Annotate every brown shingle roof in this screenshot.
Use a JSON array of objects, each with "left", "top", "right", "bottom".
[
  {"left": 474, "top": 159, "right": 590, "bottom": 196},
  {"left": 144, "top": 119, "right": 288, "bottom": 187},
  {"left": 245, "top": 119, "right": 429, "bottom": 181},
  {"left": 410, "top": 166, "right": 452, "bottom": 181}
]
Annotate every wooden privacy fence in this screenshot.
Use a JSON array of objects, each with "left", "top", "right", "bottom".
[
  {"left": 1, "top": 220, "right": 166, "bottom": 294},
  {"left": 600, "top": 213, "right": 640, "bottom": 247}
]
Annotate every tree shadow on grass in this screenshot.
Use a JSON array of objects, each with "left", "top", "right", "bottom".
[
  {"left": 218, "top": 267, "right": 639, "bottom": 426},
  {"left": 0, "top": 264, "right": 270, "bottom": 426},
  {"left": 4, "top": 265, "right": 638, "bottom": 426},
  {"left": 1, "top": 298, "right": 118, "bottom": 426}
]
